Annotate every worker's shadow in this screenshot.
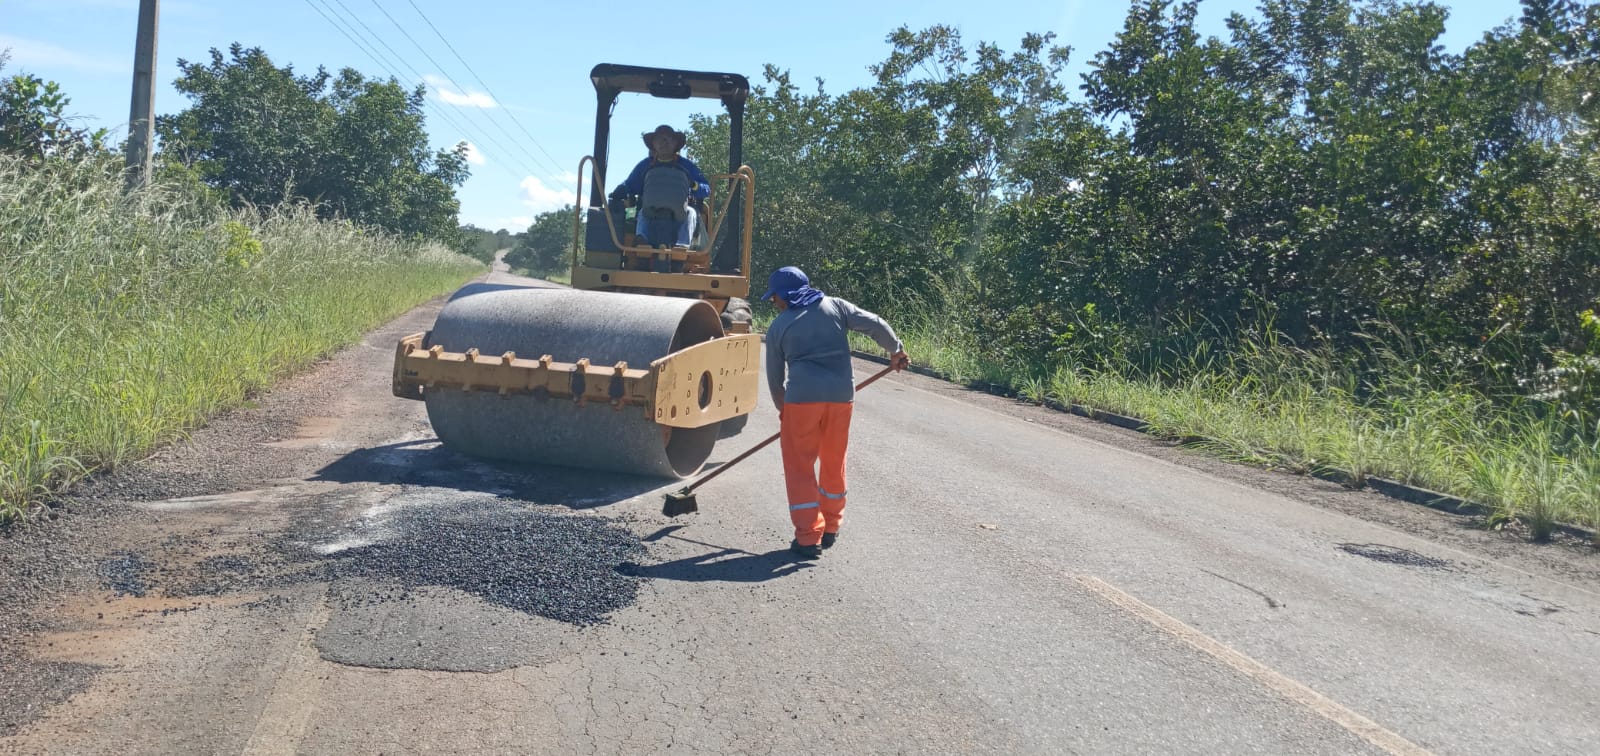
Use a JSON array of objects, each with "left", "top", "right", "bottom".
[
  {"left": 619, "top": 550, "right": 812, "bottom": 582},
  {"left": 619, "top": 526, "right": 814, "bottom": 582}
]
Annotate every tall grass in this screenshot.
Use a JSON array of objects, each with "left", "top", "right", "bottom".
[
  {"left": 0, "top": 156, "right": 483, "bottom": 522},
  {"left": 845, "top": 310, "right": 1600, "bottom": 542}
]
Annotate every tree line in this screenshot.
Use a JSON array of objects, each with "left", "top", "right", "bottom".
[
  {"left": 2, "top": 44, "right": 487, "bottom": 258},
  {"left": 7, "top": 4, "right": 1596, "bottom": 420},
  {"left": 686, "top": 0, "right": 1600, "bottom": 422}
]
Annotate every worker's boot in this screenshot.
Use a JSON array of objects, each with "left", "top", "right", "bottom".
[
  {"left": 820, "top": 532, "right": 838, "bottom": 550},
  {"left": 789, "top": 539, "right": 822, "bottom": 560}
]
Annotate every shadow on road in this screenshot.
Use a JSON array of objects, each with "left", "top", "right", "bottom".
[
  {"left": 621, "top": 526, "right": 814, "bottom": 582},
  {"left": 619, "top": 549, "right": 812, "bottom": 583},
  {"left": 310, "top": 438, "right": 667, "bottom": 510}
]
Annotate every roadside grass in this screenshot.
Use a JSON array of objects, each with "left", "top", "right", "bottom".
[
  {"left": 845, "top": 313, "right": 1600, "bottom": 542},
  {"left": 0, "top": 156, "right": 483, "bottom": 524}
]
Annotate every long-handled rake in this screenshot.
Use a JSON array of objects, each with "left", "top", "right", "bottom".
[{"left": 662, "top": 364, "right": 897, "bottom": 516}]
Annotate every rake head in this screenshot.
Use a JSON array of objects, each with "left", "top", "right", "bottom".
[{"left": 662, "top": 488, "right": 699, "bottom": 517}]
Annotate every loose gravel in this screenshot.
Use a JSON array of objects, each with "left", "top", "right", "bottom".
[
  {"left": 67, "top": 494, "right": 647, "bottom": 628},
  {"left": 310, "top": 504, "right": 646, "bottom": 627},
  {"left": 96, "top": 552, "right": 154, "bottom": 597},
  {"left": 0, "top": 500, "right": 145, "bottom": 737}
]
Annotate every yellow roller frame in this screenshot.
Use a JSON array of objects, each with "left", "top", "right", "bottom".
[{"left": 393, "top": 332, "right": 761, "bottom": 430}]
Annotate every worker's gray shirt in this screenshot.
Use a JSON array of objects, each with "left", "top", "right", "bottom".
[{"left": 765, "top": 296, "right": 903, "bottom": 409}]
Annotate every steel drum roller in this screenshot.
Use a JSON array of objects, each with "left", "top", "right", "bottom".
[{"left": 423, "top": 284, "right": 725, "bottom": 478}]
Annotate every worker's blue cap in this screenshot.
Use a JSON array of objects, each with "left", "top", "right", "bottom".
[{"left": 760, "top": 266, "right": 822, "bottom": 307}]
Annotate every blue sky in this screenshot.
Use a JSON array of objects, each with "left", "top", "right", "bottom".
[{"left": 4, "top": 0, "right": 1529, "bottom": 231}]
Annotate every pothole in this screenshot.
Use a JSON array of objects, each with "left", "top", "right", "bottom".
[{"left": 1337, "top": 543, "right": 1451, "bottom": 570}]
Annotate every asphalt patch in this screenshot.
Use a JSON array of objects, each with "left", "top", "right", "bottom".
[
  {"left": 1337, "top": 543, "right": 1451, "bottom": 570},
  {"left": 311, "top": 504, "right": 645, "bottom": 627},
  {"left": 314, "top": 582, "right": 576, "bottom": 672}
]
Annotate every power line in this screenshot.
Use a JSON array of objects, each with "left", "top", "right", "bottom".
[
  {"left": 303, "top": 0, "right": 543, "bottom": 182},
  {"left": 311, "top": 0, "right": 487, "bottom": 157},
  {"left": 327, "top": 0, "right": 427, "bottom": 81},
  {"left": 304, "top": 0, "right": 397, "bottom": 79},
  {"left": 401, "top": 0, "right": 567, "bottom": 173},
  {"left": 366, "top": 0, "right": 565, "bottom": 177}
]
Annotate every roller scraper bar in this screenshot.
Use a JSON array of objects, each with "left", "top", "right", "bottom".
[{"left": 393, "top": 331, "right": 761, "bottom": 430}]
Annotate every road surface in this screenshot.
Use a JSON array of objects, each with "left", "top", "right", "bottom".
[{"left": 2, "top": 266, "right": 1598, "bottom": 754}]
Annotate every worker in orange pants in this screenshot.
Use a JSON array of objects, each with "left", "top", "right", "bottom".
[
  {"left": 762, "top": 266, "right": 908, "bottom": 559},
  {"left": 780, "top": 402, "right": 853, "bottom": 551}
]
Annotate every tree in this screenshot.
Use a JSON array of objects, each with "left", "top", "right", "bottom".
[
  {"left": 685, "top": 29, "right": 1072, "bottom": 309},
  {"left": 156, "top": 44, "right": 468, "bottom": 241},
  {"left": 504, "top": 207, "right": 577, "bottom": 276},
  {"left": 456, "top": 225, "right": 503, "bottom": 264},
  {"left": 678, "top": 6, "right": 1599, "bottom": 418},
  {"left": 0, "top": 53, "right": 106, "bottom": 159}
]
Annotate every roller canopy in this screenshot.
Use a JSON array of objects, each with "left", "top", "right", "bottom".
[{"left": 590, "top": 64, "right": 750, "bottom": 104}]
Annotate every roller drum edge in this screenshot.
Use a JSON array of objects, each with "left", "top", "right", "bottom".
[{"left": 423, "top": 284, "right": 724, "bottom": 478}]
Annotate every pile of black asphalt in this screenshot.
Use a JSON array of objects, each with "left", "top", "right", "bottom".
[
  {"left": 86, "top": 496, "right": 647, "bottom": 629},
  {"left": 310, "top": 501, "right": 647, "bottom": 626}
]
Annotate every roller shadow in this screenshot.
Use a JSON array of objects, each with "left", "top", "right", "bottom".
[{"left": 310, "top": 437, "right": 669, "bottom": 510}]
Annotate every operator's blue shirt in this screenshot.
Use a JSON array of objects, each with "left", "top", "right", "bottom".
[{"left": 617, "top": 156, "right": 710, "bottom": 200}]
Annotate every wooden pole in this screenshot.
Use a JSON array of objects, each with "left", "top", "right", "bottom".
[{"left": 124, "top": 0, "right": 159, "bottom": 190}]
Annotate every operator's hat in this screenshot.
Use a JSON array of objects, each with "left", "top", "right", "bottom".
[{"left": 643, "top": 124, "right": 687, "bottom": 151}]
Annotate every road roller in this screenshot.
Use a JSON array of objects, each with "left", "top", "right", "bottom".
[{"left": 391, "top": 65, "right": 760, "bottom": 478}]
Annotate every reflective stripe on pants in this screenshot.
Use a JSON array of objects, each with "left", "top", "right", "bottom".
[{"left": 780, "top": 401, "right": 852, "bottom": 546}]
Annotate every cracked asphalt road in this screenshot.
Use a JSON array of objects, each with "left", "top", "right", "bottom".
[{"left": 3, "top": 263, "right": 1600, "bottom": 754}]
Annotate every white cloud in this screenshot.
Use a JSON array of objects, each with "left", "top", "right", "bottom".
[
  {"left": 457, "top": 174, "right": 575, "bottom": 235},
  {"left": 519, "top": 175, "right": 571, "bottom": 214},
  {"left": 463, "top": 141, "right": 486, "bottom": 166},
  {"left": 424, "top": 74, "right": 495, "bottom": 108},
  {"left": 0, "top": 34, "right": 122, "bottom": 74}
]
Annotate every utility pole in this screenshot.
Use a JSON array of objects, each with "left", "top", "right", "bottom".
[{"left": 124, "top": 0, "right": 159, "bottom": 190}]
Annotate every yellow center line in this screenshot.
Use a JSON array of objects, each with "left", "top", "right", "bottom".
[
  {"left": 242, "top": 596, "right": 333, "bottom": 756},
  {"left": 1072, "top": 574, "right": 1433, "bottom": 756}
]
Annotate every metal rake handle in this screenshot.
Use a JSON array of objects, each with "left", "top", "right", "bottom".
[{"left": 683, "top": 364, "right": 896, "bottom": 494}]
